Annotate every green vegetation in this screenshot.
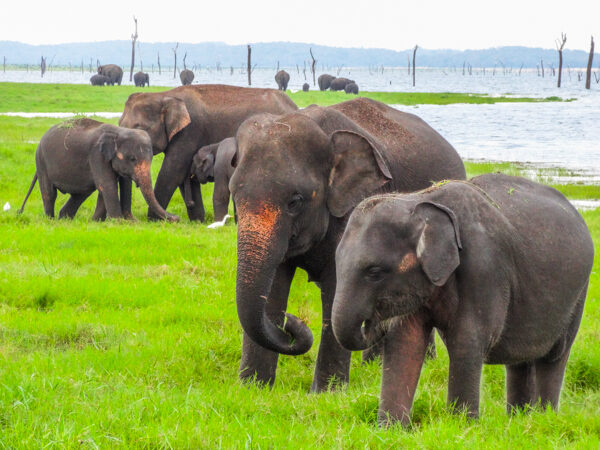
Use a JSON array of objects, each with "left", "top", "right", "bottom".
[
  {"left": 1, "top": 111, "right": 599, "bottom": 446},
  {"left": 0, "top": 82, "right": 566, "bottom": 113}
]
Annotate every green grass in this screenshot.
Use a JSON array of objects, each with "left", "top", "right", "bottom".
[
  {"left": 1, "top": 114, "right": 599, "bottom": 447},
  {"left": 0, "top": 82, "right": 566, "bottom": 113}
]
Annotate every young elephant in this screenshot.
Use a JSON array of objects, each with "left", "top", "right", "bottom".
[
  {"left": 333, "top": 174, "right": 593, "bottom": 426},
  {"left": 19, "top": 118, "right": 179, "bottom": 222},
  {"left": 189, "top": 137, "right": 237, "bottom": 222}
]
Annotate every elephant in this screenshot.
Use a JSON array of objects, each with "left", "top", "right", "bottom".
[
  {"left": 118, "top": 84, "right": 298, "bottom": 222},
  {"left": 18, "top": 118, "right": 178, "bottom": 222},
  {"left": 180, "top": 69, "right": 194, "bottom": 86},
  {"left": 329, "top": 77, "right": 354, "bottom": 91},
  {"left": 229, "top": 97, "right": 466, "bottom": 392},
  {"left": 97, "top": 64, "right": 123, "bottom": 85},
  {"left": 332, "top": 174, "right": 593, "bottom": 426},
  {"left": 302, "top": 83, "right": 310, "bottom": 92},
  {"left": 275, "top": 70, "right": 290, "bottom": 91},
  {"left": 90, "top": 74, "right": 110, "bottom": 86},
  {"left": 344, "top": 82, "right": 359, "bottom": 94},
  {"left": 318, "top": 74, "right": 335, "bottom": 91},
  {"left": 134, "top": 71, "right": 149, "bottom": 87},
  {"left": 189, "top": 137, "right": 237, "bottom": 222}
]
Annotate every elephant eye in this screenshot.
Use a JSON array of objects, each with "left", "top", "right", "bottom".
[
  {"left": 365, "top": 266, "right": 387, "bottom": 282},
  {"left": 287, "top": 193, "right": 304, "bottom": 214},
  {"left": 129, "top": 155, "right": 137, "bottom": 162}
]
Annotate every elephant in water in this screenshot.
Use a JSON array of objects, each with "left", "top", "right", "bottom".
[
  {"left": 274, "top": 70, "right": 290, "bottom": 90},
  {"left": 97, "top": 64, "right": 123, "bottom": 85},
  {"left": 180, "top": 69, "right": 194, "bottom": 86}
]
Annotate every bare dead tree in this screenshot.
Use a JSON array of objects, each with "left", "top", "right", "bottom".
[
  {"left": 2, "top": 56, "right": 5, "bottom": 73},
  {"left": 296, "top": 64, "right": 299, "bottom": 74},
  {"left": 555, "top": 33, "right": 567, "bottom": 87},
  {"left": 89, "top": 58, "right": 93, "bottom": 73},
  {"left": 172, "top": 42, "right": 179, "bottom": 79},
  {"left": 157, "top": 52, "right": 161, "bottom": 74},
  {"left": 230, "top": 66, "right": 234, "bottom": 75},
  {"left": 336, "top": 64, "right": 344, "bottom": 76},
  {"left": 81, "top": 59, "right": 83, "bottom": 74},
  {"left": 129, "top": 16, "right": 138, "bottom": 82},
  {"left": 408, "top": 55, "right": 411, "bottom": 74},
  {"left": 40, "top": 56, "right": 46, "bottom": 78},
  {"left": 183, "top": 52, "right": 188, "bottom": 70},
  {"left": 247, "top": 45, "right": 252, "bottom": 86},
  {"left": 412, "top": 45, "right": 418, "bottom": 87},
  {"left": 303, "top": 61, "right": 307, "bottom": 80},
  {"left": 540, "top": 59, "right": 544, "bottom": 77},
  {"left": 277, "top": 61, "right": 279, "bottom": 71},
  {"left": 462, "top": 61, "right": 465, "bottom": 76},
  {"left": 310, "top": 48, "right": 317, "bottom": 86},
  {"left": 585, "top": 36, "right": 594, "bottom": 89}
]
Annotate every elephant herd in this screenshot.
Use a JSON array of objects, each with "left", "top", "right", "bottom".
[
  {"left": 274, "top": 70, "right": 359, "bottom": 94},
  {"left": 89, "top": 64, "right": 195, "bottom": 87},
  {"left": 18, "top": 84, "right": 593, "bottom": 427}
]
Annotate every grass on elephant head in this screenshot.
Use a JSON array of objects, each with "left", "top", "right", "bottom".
[{"left": 1, "top": 116, "right": 600, "bottom": 447}]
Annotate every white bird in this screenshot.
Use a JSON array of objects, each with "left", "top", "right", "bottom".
[
  {"left": 207, "top": 214, "right": 232, "bottom": 229},
  {"left": 3, "top": 202, "right": 10, "bottom": 211}
]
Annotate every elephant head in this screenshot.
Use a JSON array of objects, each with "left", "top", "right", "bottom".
[
  {"left": 95, "top": 127, "right": 178, "bottom": 222},
  {"left": 119, "top": 94, "right": 191, "bottom": 155},
  {"left": 229, "top": 111, "right": 393, "bottom": 355},
  {"left": 332, "top": 196, "right": 462, "bottom": 350},
  {"left": 190, "top": 143, "right": 218, "bottom": 184}
]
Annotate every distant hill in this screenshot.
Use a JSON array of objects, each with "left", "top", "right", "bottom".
[{"left": 0, "top": 41, "right": 597, "bottom": 69}]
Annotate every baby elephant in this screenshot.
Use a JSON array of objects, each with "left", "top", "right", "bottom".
[
  {"left": 19, "top": 118, "right": 179, "bottom": 222},
  {"left": 333, "top": 174, "right": 593, "bottom": 426},
  {"left": 90, "top": 74, "right": 110, "bottom": 86},
  {"left": 188, "top": 137, "right": 237, "bottom": 222},
  {"left": 134, "top": 71, "right": 149, "bottom": 87}
]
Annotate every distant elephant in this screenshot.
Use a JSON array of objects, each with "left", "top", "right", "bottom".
[
  {"left": 229, "top": 97, "right": 466, "bottom": 392},
  {"left": 318, "top": 74, "right": 335, "bottom": 91},
  {"left": 97, "top": 64, "right": 123, "bottom": 85},
  {"left": 344, "top": 82, "right": 359, "bottom": 94},
  {"left": 180, "top": 69, "right": 194, "bottom": 86},
  {"left": 118, "top": 84, "right": 298, "bottom": 222},
  {"left": 330, "top": 77, "right": 354, "bottom": 91},
  {"left": 275, "top": 70, "right": 290, "bottom": 91},
  {"left": 189, "top": 137, "right": 237, "bottom": 222},
  {"left": 333, "top": 174, "right": 593, "bottom": 425},
  {"left": 90, "top": 74, "right": 110, "bottom": 86},
  {"left": 18, "top": 118, "right": 178, "bottom": 222},
  {"left": 134, "top": 71, "right": 149, "bottom": 87},
  {"left": 302, "top": 83, "right": 309, "bottom": 92}
]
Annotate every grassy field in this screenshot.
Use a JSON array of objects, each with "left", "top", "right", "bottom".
[
  {"left": 0, "top": 82, "right": 566, "bottom": 112},
  {"left": 0, "top": 89, "right": 599, "bottom": 447}
]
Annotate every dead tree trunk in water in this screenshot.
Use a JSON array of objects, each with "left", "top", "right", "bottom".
[
  {"left": 183, "top": 52, "right": 188, "bottom": 70},
  {"left": 157, "top": 53, "right": 161, "bottom": 74},
  {"left": 172, "top": 43, "right": 179, "bottom": 79},
  {"left": 408, "top": 55, "right": 411, "bottom": 74},
  {"left": 412, "top": 45, "right": 418, "bottom": 87},
  {"left": 555, "top": 33, "right": 567, "bottom": 87},
  {"left": 247, "top": 45, "right": 252, "bottom": 86},
  {"left": 129, "top": 16, "right": 138, "bottom": 82},
  {"left": 2, "top": 57, "right": 5, "bottom": 73},
  {"left": 585, "top": 36, "right": 594, "bottom": 89},
  {"left": 40, "top": 56, "right": 46, "bottom": 78},
  {"left": 310, "top": 48, "right": 317, "bottom": 86},
  {"left": 540, "top": 59, "right": 544, "bottom": 77}
]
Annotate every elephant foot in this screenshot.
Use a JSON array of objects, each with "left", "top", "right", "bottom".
[
  {"left": 239, "top": 366, "right": 276, "bottom": 388},
  {"left": 310, "top": 375, "right": 348, "bottom": 393}
]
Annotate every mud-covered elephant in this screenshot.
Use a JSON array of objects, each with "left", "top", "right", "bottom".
[
  {"left": 275, "top": 70, "right": 290, "bottom": 91},
  {"left": 18, "top": 118, "right": 178, "bottom": 222},
  {"left": 180, "top": 69, "right": 194, "bottom": 86},
  {"left": 318, "top": 74, "right": 335, "bottom": 91},
  {"left": 118, "top": 84, "right": 298, "bottom": 221},
  {"left": 134, "top": 71, "right": 149, "bottom": 87},
  {"left": 229, "top": 97, "right": 466, "bottom": 392},
  {"left": 189, "top": 137, "right": 237, "bottom": 222},
  {"left": 344, "top": 82, "right": 359, "bottom": 94},
  {"left": 97, "top": 64, "right": 123, "bottom": 85},
  {"left": 90, "top": 74, "right": 110, "bottom": 86},
  {"left": 329, "top": 77, "right": 354, "bottom": 91},
  {"left": 332, "top": 174, "right": 593, "bottom": 425}
]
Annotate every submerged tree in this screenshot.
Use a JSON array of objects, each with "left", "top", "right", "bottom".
[
  {"left": 129, "top": 16, "right": 138, "bottom": 82},
  {"left": 172, "top": 42, "right": 179, "bottom": 79},
  {"left": 556, "top": 33, "right": 567, "bottom": 88},
  {"left": 412, "top": 45, "right": 418, "bottom": 87},
  {"left": 247, "top": 45, "right": 251, "bottom": 86},
  {"left": 585, "top": 36, "right": 594, "bottom": 89},
  {"left": 310, "top": 48, "right": 317, "bottom": 86}
]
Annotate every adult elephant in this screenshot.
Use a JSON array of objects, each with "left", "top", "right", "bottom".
[
  {"left": 329, "top": 77, "right": 354, "bottom": 91},
  {"left": 274, "top": 70, "right": 290, "bottom": 91},
  {"left": 97, "top": 64, "right": 123, "bottom": 85},
  {"left": 134, "top": 71, "right": 149, "bottom": 87},
  {"left": 230, "top": 97, "right": 466, "bottom": 392},
  {"left": 118, "top": 84, "right": 298, "bottom": 221},
  {"left": 318, "top": 74, "right": 335, "bottom": 91},
  {"left": 180, "top": 69, "right": 194, "bottom": 86}
]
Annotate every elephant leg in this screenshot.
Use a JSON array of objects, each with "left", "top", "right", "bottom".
[
  {"left": 213, "top": 178, "right": 231, "bottom": 222},
  {"left": 362, "top": 340, "right": 384, "bottom": 363},
  {"left": 119, "top": 177, "right": 134, "bottom": 220},
  {"left": 239, "top": 263, "right": 295, "bottom": 387},
  {"left": 535, "top": 351, "right": 569, "bottom": 410},
  {"left": 92, "top": 192, "right": 107, "bottom": 221},
  {"left": 97, "top": 181, "right": 122, "bottom": 219},
  {"left": 447, "top": 352, "right": 483, "bottom": 419},
  {"left": 186, "top": 178, "right": 204, "bottom": 222},
  {"left": 506, "top": 362, "right": 537, "bottom": 413},
  {"left": 38, "top": 173, "right": 57, "bottom": 218},
  {"left": 58, "top": 192, "right": 93, "bottom": 219},
  {"left": 311, "top": 270, "right": 352, "bottom": 392}
]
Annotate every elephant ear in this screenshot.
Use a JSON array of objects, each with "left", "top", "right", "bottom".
[
  {"left": 162, "top": 97, "right": 191, "bottom": 141},
  {"left": 200, "top": 152, "right": 215, "bottom": 178},
  {"left": 327, "top": 130, "right": 392, "bottom": 218},
  {"left": 414, "top": 202, "right": 462, "bottom": 287},
  {"left": 96, "top": 132, "right": 117, "bottom": 161}
]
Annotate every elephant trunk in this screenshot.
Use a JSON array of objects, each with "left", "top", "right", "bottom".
[
  {"left": 134, "top": 161, "right": 179, "bottom": 222},
  {"left": 332, "top": 291, "right": 372, "bottom": 351},
  {"left": 235, "top": 202, "right": 313, "bottom": 355}
]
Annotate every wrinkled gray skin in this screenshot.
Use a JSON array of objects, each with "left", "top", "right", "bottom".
[
  {"left": 318, "top": 74, "right": 335, "bottom": 91},
  {"left": 180, "top": 69, "right": 194, "bottom": 86},
  {"left": 18, "top": 118, "right": 178, "bottom": 222},
  {"left": 230, "top": 97, "right": 466, "bottom": 393},
  {"left": 189, "top": 137, "right": 238, "bottom": 222},
  {"left": 97, "top": 64, "right": 123, "bottom": 85},
  {"left": 134, "top": 71, "right": 149, "bottom": 87},
  {"left": 302, "top": 83, "right": 310, "bottom": 92},
  {"left": 329, "top": 77, "right": 354, "bottom": 91},
  {"left": 90, "top": 74, "right": 110, "bottom": 86},
  {"left": 275, "top": 70, "right": 290, "bottom": 90},
  {"left": 333, "top": 174, "right": 594, "bottom": 426},
  {"left": 344, "top": 82, "right": 359, "bottom": 94}
]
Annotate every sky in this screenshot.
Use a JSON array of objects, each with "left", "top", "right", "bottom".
[{"left": 3, "top": 0, "right": 599, "bottom": 51}]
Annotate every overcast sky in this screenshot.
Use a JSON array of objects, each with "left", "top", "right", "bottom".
[{"left": 3, "top": 0, "right": 599, "bottom": 51}]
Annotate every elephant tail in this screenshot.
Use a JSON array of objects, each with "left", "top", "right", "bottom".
[{"left": 18, "top": 173, "right": 38, "bottom": 214}]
